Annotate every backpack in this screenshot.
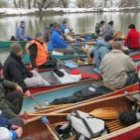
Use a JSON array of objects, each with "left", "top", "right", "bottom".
[{"left": 67, "top": 110, "right": 107, "bottom": 140}]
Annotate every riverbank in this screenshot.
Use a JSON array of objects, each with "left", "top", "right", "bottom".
[{"left": 0, "top": 7, "right": 140, "bottom": 16}]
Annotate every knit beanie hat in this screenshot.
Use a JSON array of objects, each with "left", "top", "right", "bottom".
[
  {"left": 0, "top": 62, "right": 3, "bottom": 70},
  {"left": 11, "top": 42, "right": 22, "bottom": 54},
  {"left": 128, "top": 24, "right": 135, "bottom": 29},
  {"left": 104, "top": 35, "right": 114, "bottom": 42},
  {"left": 20, "top": 21, "right": 25, "bottom": 25},
  {"left": 100, "top": 21, "right": 105, "bottom": 25},
  {"left": 108, "top": 21, "right": 113, "bottom": 26},
  {"left": 63, "top": 20, "right": 67, "bottom": 24},
  {"left": 35, "top": 33, "right": 43, "bottom": 38}
]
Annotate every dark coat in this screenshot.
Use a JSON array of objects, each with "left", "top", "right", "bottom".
[{"left": 4, "top": 53, "right": 33, "bottom": 92}]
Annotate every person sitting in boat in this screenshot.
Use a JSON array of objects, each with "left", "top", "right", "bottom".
[
  {"left": 124, "top": 24, "right": 140, "bottom": 50},
  {"left": 102, "top": 21, "right": 115, "bottom": 38},
  {"left": 0, "top": 62, "right": 24, "bottom": 127},
  {"left": 0, "top": 110, "right": 32, "bottom": 140},
  {"left": 61, "top": 20, "right": 73, "bottom": 34},
  {"left": 51, "top": 24, "right": 75, "bottom": 54},
  {"left": 27, "top": 33, "right": 57, "bottom": 70},
  {"left": 100, "top": 41, "right": 136, "bottom": 89},
  {"left": 4, "top": 42, "right": 50, "bottom": 97},
  {"left": 95, "top": 21, "right": 105, "bottom": 37},
  {"left": 16, "top": 21, "right": 32, "bottom": 41},
  {"left": 89, "top": 35, "right": 114, "bottom": 73}
]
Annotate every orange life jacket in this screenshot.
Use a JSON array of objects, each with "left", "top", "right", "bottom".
[{"left": 27, "top": 40, "right": 49, "bottom": 66}]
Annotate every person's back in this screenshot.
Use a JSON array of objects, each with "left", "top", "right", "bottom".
[
  {"left": 100, "top": 42, "right": 136, "bottom": 89},
  {"left": 103, "top": 21, "right": 114, "bottom": 38},
  {"left": 93, "top": 36, "right": 114, "bottom": 70},
  {"left": 51, "top": 24, "right": 67, "bottom": 49},
  {"left": 124, "top": 24, "right": 140, "bottom": 49}
]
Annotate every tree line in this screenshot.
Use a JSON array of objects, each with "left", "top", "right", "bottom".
[{"left": 0, "top": 0, "right": 139, "bottom": 9}]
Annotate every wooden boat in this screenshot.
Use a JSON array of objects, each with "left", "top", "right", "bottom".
[
  {"left": 21, "top": 91, "right": 140, "bottom": 140},
  {"left": 0, "top": 40, "right": 27, "bottom": 48},
  {"left": 21, "top": 64, "right": 101, "bottom": 113}
]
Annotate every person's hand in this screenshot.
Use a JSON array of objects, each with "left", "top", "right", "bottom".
[
  {"left": 24, "top": 39, "right": 28, "bottom": 41},
  {"left": 16, "top": 85, "right": 23, "bottom": 94},
  {"left": 22, "top": 119, "right": 27, "bottom": 125},
  {"left": 15, "top": 127, "right": 23, "bottom": 138},
  {"left": 11, "top": 125, "right": 19, "bottom": 130},
  {"left": 24, "top": 90, "right": 31, "bottom": 97},
  {"left": 33, "top": 68, "right": 38, "bottom": 72}
]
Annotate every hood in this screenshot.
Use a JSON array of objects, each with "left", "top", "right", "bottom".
[
  {"left": 105, "top": 24, "right": 113, "bottom": 30},
  {"left": 95, "top": 40, "right": 112, "bottom": 50}
]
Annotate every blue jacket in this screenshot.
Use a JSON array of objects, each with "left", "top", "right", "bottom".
[
  {"left": 16, "top": 26, "right": 25, "bottom": 41},
  {"left": 0, "top": 111, "right": 18, "bottom": 140},
  {"left": 51, "top": 29, "right": 67, "bottom": 49},
  {"left": 61, "top": 25, "right": 68, "bottom": 33},
  {"left": 92, "top": 40, "right": 112, "bottom": 70}
]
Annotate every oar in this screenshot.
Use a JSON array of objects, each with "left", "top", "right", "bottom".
[
  {"left": 89, "top": 107, "right": 119, "bottom": 120},
  {"left": 26, "top": 107, "right": 119, "bottom": 120},
  {"left": 30, "top": 95, "right": 42, "bottom": 106},
  {"left": 125, "top": 91, "right": 140, "bottom": 106},
  {"left": 34, "top": 103, "right": 73, "bottom": 111},
  {"left": 24, "top": 111, "right": 68, "bottom": 118},
  {"left": 41, "top": 116, "right": 60, "bottom": 140}
]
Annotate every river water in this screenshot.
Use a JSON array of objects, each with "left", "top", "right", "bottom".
[{"left": 0, "top": 12, "right": 140, "bottom": 62}]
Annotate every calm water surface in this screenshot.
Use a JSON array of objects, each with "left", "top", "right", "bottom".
[{"left": 0, "top": 12, "right": 140, "bottom": 62}]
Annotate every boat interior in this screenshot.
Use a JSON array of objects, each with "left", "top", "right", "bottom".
[{"left": 21, "top": 93, "right": 140, "bottom": 140}]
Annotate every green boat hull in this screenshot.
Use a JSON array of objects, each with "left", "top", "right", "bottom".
[
  {"left": 0, "top": 41, "right": 27, "bottom": 48},
  {"left": 24, "top": 50, "right": 86, "bottom": 63}
]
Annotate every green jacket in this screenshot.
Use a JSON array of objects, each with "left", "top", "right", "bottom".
[{"left": 0, "top": 78, "right": 18, "bottom": 119}]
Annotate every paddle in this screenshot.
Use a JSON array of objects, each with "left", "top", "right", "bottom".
[
  {"left": 25, "top": 107, "right": 119, "bottom": 120},
  {"left": 89, "top": 107, "right": 119, "bottom": 120},
  {"left": 30, "top": 95, "right": 42, "bottom": 106},
  {"left": 41, "top": 116, "right": 60, "bottom": 140}
]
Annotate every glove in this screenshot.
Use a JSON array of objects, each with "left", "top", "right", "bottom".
[{"left": 41, "top": 116, "right": 48, "bottom": 124}]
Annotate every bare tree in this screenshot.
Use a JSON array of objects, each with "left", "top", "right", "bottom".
[
  {"left": 59, "top": 0, "right": 69, "bottom": 8},
  {"left": 76, "top": 0, "right": 94, "bottom": 8},
  {"left": 13, "top": 0, "right": 18, "bottom": 8}
]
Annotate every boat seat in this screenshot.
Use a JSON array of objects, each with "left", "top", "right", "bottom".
[
  {"left": 106, "top": 119, "right": 125, "bottom": 133},
  {"left": 53, "top": 69, "right": 76, "bottom": 84}
]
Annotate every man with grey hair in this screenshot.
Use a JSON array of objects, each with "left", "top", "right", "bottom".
[
  {"left": 100, "top": 41, "right": 136, "bottom": 89},
  {"left": 4, "top": 42, "right": 50, "bottom": 97}
]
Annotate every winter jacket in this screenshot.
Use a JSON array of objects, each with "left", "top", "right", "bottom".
[
  {"left": 100, "top": 50, "right": 136, "bottom": 89},
  {"left": 16, "top": 26, "right": 25, "bottom": 41},
  {"left": 102, "top": 24, "right": 115, "bottom": 38},
  {"left": 93, "top": 40, "right": 112, "bottom": 70},
  {"left": 0, "top": 78, "right": 18, "bottom": 118},
  {"left": 0, "top": 110, "right": 18, "bottom": 140},
  {"left": 4, "top": 53, "right": 33, "bottom": 92},
  {"left": 44, "top": 27, "right": 51, "bottom": 42},
  {"left": 95, "top": 23, "right": 100, "bottom": 36},
  {"left": 124, "top": 29, "right": 140, "bottom": 49},
  {"left": 51, "top": 29, "right": 67, "bottom": 49},
  {"left": 61, "top": 25, "right": 68, "bottom": 34}
]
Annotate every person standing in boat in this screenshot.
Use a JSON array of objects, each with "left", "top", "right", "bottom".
[
  {"left": 16, "top": 21, "right": 32, "bottom": 41},
  {"left": 95, "top": 21, "right": 105, "bottom": 37},
  {"left": 100, "top": 42, "right": 136, "bottom": 89},
  {"left": 51, "top": 24, "right": 75, "bottom": 54},
  {"left": 124, "top": 24, "right": 140, "bottom": 50},
  {"left": 102, "top": 21, "right": 115, "bottom": 38},
  {"left": 89, "top": 35, "right": 114, "bottom": 73},
  {"left": 4, "top": 42, "right": 50, "bottom": 97},
  {"left": 0, "top": 62, "right": 24, "bottom": 127}
]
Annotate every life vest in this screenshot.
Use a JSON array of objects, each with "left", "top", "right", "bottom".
[{"left": 27, "top": 40, "right": 49, "bottom": 66}]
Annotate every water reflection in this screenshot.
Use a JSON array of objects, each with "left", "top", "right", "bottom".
[
  {"left": 0, "top": 12, "right": 139, "bottom": 40},
  {"left": 0, "top": 12, "right": 140, "bottom": 62}
]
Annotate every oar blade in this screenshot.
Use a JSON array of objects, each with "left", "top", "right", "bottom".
[{"left": 89, "top": 107, "right": 119, "bottom": 120}]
